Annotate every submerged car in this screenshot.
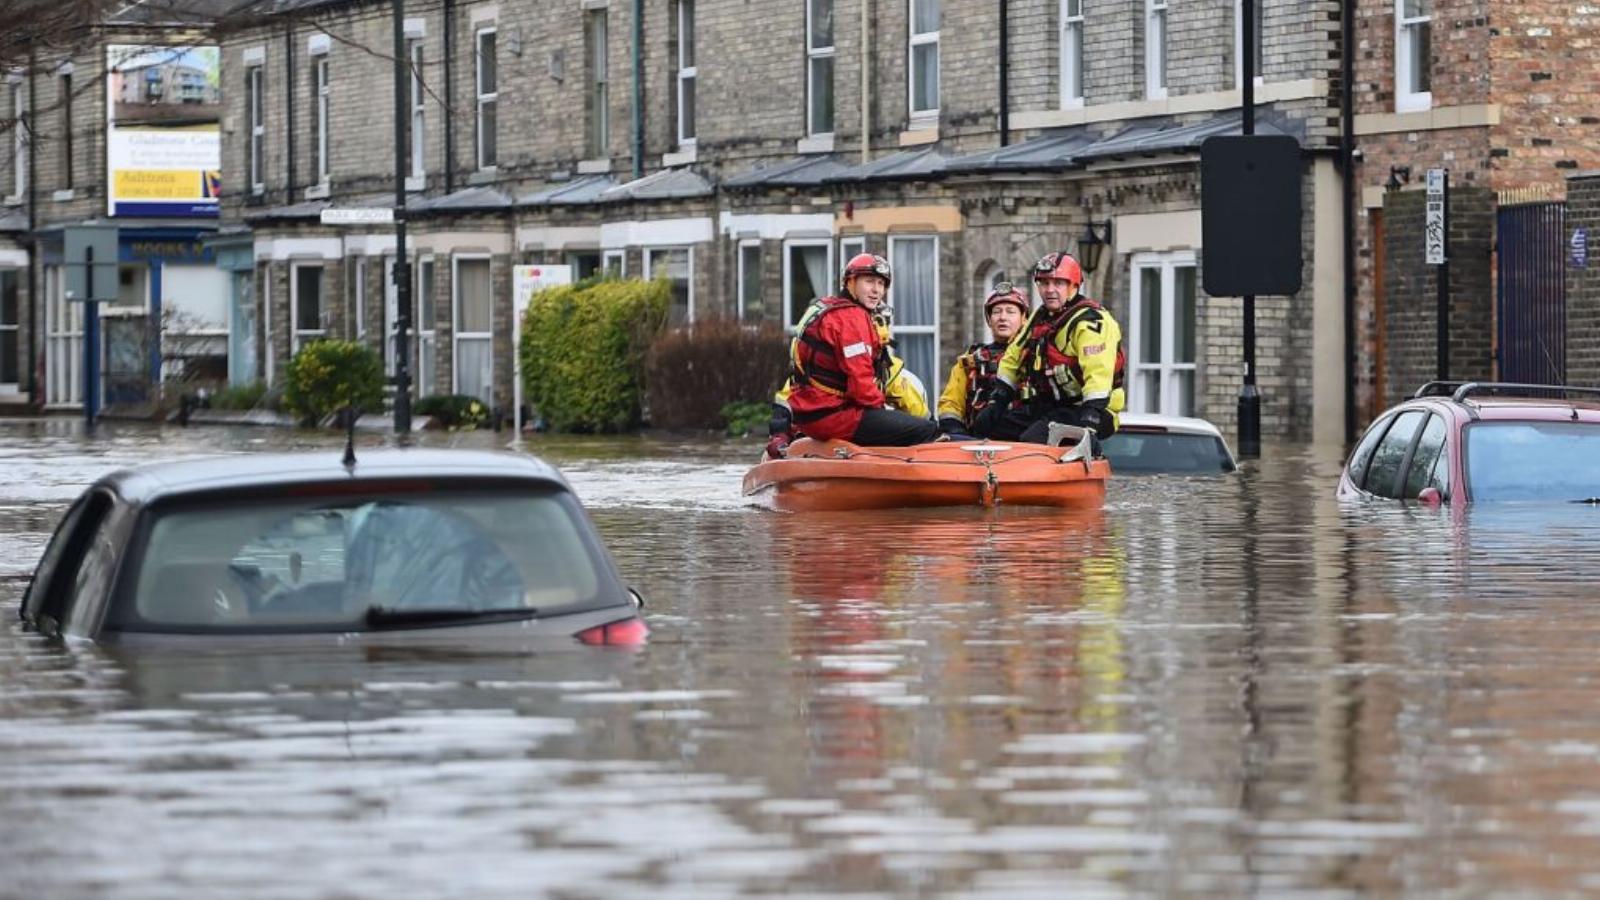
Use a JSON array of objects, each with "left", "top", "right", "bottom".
[
  {"left": 1102, "top": 412, "right": 1238, "bottom": 475},
  {"left": 19, "top": 450, "right": 647, "bottom": 645},
  {"left": 1337, "top": 381, "right": 1600, "bottom": 504}
]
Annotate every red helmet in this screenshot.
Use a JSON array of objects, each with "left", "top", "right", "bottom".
[
  {"left": 841, "top": 253, "right": 892, "bottom": 292},
  {"left": 983, "top": 281, "right": 1030, "bottom": 317},
  {"left": 1032, "top": 251, "right": 1083, "bottom": 287}
]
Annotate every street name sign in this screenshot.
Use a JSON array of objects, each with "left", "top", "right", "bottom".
[{"left": 320, "top": 208, "right": 395, "bottom": 226}]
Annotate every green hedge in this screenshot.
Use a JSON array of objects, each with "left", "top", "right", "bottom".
[
  {"left": 284, "top": 340, "right": 386, "bottom": 426},
  {"left": 519, "top": 277, "right": 670, "bottom": 432},
  {"left": 415, "top": 393, "right": 492, "bottom": 430}
]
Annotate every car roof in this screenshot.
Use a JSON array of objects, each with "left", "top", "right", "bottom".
[
  {"left": 96, "top": 449, "right": 570, "bottom": 505},
  {"left": 1464, "top": 397, "right": 1600, "bottom": 422},
  {"left": 1115, "top": 412, "right": 1227, "bottom": 439}
]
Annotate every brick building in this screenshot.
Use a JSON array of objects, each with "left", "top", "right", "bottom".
[{"left": 1351, "top": 0, "right": 1600, "bottom": 416}]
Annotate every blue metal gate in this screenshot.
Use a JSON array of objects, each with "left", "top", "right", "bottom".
[{"left": 1496, "top": 202, "right": 1566, "bottom": 385}]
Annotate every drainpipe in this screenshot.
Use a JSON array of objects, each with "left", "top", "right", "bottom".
[
  {"left": 860, "top": 0, "right": 870, "bottom": 164},
  {"left": 998, "top": 0, "right": 1008, "bottom": 146},
  {"left": 444, "top": 0, "right": 455, "bottom": 192},
  {"left": 285, "top": 24, "right": 296, "bottom": 196},
  {"left": 631, "top": 0, "right": 643, "bottom": 179},
  {"left": 1340, "top": 0, "right": 1356, "bottom": 443},
  {"left": 26, "top": 59, "right": 37, "bottom": 406}
]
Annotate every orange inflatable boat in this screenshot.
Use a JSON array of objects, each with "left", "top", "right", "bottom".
[{"left": 742, "top": 431, "right": 1109, "bottom": 512}]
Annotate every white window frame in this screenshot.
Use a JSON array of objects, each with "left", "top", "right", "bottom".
[
  {"left": 1128, "top": 251, "right": 1198, "bottom": 417},
  {"left": 1395, "top": 0, "right": 1432, "bottom": 112},
  {"left": 452, "top": 253, "right": 493, "bottom": 399},
  {"left": 475, "top": 27, "right": 498, "bottom": 170},
  {"left": 8, "top": 80, "right": 26, "bottom": 201},
  {"left": 1059, "top": 0, "right": 1084, "bottom": 109},
  {"left": 1145, "top": 0, "right": 1168, "bottom": 101},
  {"left": 908, "top": 0, "right": 940, "bottom": 119},
  {"left": 1234, "top": 0, "right": 1265, "bottom": 90},
  {"left": 59, "top": 71, "right": 72, "bottom": 188},
  {"left": 247, "top": 65, "right": 264, "bottom": 194},
  {"left": 312, "top": 54, "right": 330, "bottom": 185},
  {"left": 887, "top": 234, "right": 940, "bottom": 396},
  {"left": 839, "top": 236, "right": 865, "bottom": 262},
  {"left": 603, "top": 249, "right": 625, "bottom": 277},
  {"left": 645, "top": 246, "right": 695, "bottom": 323},
  {"left": 353, "top": 256, "right": 366, "bottom": 339},
  {"left": 290, "top": 262, "right": 326, "bottom": 354},
  {"left": 417, "top": 254, "right": 436, "bottom": 396},
  {"left": 409, "top": 41, "right": 426, "bottom": 184},
  {"left": 737, "top": 238, "right": 762, "bottom": 322},
  {"left": 806, "top": 0, "right": 835, "bottom": 137},
  {"left": 782, "top": 238, "right": 832, "bottom": 332},
  {"left": 587, "top": 10, "right": 609, "bottom": 158},
  {"left": 676, "top": 1, "right": 696, "bottom": 146}
]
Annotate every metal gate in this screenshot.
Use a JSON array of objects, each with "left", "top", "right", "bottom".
[{"left": 1496, "top": 202, "right": 1566, "bottom": 385}]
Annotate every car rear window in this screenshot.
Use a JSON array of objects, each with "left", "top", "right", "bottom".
[
  {"left": 1464, "top": 421, "right": 1600, "bottom": 502},
  {"left": 112, "top": 486, "right": 622, "bottom": 633},
  {"left": 1101, "top": 431, "right": 1234, "bottom": 474}
]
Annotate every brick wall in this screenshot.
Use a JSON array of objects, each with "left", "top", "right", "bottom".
[
  {"left": 1379, "top": 186, "right": 1493, "bottom": 408},
  {"left": 1567, "top": 174, "right": 1600, "bottom": 386}
]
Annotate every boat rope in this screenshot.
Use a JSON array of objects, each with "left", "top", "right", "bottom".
[{"left": 799, "top": 448, "right": 1067, "bottom": 466}]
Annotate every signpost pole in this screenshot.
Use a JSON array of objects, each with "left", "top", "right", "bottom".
[
  {"left": 84, "top": 247, "right": 99, "bottom": 427},
  {"left": 391, "top": 0, "right": 413, "bottom": 434},
  {"left": 1237, "top": 0, "right": 1260, "bottom": 459}
]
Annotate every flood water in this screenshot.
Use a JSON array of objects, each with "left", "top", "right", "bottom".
[{"left": 4, "top": 417, "right": 1600, "bottom": 897}]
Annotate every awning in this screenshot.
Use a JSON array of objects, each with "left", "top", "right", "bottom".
[
  {"left": 517, "top": 175, "right": 617, "bottom": 207},
  {"left": 725, "top": 155, "right": 851, "bottom": 189}
]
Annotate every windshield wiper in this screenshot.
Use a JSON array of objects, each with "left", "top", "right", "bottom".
[
  {"left": 1571, "top": 498, "right": 1600, "bottom": 505},
  {"left": 364, "top": 606, "right": 540, "bottom": 630}
]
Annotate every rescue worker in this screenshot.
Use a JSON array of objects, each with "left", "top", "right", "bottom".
[
  {"left": 767, "top": 253, "right": 942, "bottom": 454},
  {"left": 973, "top": 250, "right": 1126, "bottom": 446},
  {"left": 935, "top": 282, "right": 1031, "bottom": 439}
]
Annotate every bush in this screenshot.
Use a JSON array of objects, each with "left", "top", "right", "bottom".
[
  {"left": 520, "top": 277, "right": 670, "bottom": 432},
  {"left": 208, "top": 380, "right": 268, "bottom": 411},
  {"left": 283, "top": 340, "right": 386, "bottom": 426},
  {"left": 720, "top": 400, "right": 772, "bottom": 438},
  {"left": 415, "top": 393, "right": 492, "bottom": 430},
  {"left": 644, "top": 318, "right": 791, "bottom": 430}
]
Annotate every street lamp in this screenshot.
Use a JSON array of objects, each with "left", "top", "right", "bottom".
[{"left": 1077, "top": 220, "right": 1112, "bottom": 273}]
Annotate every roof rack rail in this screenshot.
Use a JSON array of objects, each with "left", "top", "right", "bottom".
[
  {"left": 1412, "top": 381, "right": 1469, "bottom": 399},
  {"left": 1449, "top": 382, "right": 1600, "bottom": 404}
]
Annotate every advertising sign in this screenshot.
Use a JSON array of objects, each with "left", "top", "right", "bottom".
[{"left": 106, "top": 44, "right": 222, "bottom": 218}]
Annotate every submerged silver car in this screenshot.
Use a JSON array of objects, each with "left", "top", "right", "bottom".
[
  {"left": 1102, "top": 412, "right": 1238, "bottom": 475},
  {"left": 20, "top": 450, "right": 647, "bottom": 645}
]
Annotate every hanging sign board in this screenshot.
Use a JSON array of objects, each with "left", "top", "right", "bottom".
[{"left": 1425, "top": 168, "right": 1447, "bottom": 265}]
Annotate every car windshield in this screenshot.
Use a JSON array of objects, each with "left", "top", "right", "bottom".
[
  {"left": 116, "top": 487, "right": 618, "bottom": 633},
  {"left": 1465, "top": 421, "right": 1600, "bottom": 502},
  {"left": 1102, "top": 431, "right": 1235, "bottom": 475}
]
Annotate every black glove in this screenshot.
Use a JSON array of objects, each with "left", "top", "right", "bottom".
[
  {"left": 970, "top": 383, "right": 1016, "bottom": 437},
  {"left": 1066, "top": 404, "right": 1109, "bottom": 437},
  {"left": 767, "top": 403, "right": 793, "bottom": 437}
]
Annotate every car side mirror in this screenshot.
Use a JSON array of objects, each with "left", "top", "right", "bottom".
[{"left": 1417, "top": 487, "right": 1443, "bottom": 506}]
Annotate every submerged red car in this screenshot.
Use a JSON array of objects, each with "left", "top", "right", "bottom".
[{"left": 1338, "top": 382, "right": 1600, "bottom": 505}]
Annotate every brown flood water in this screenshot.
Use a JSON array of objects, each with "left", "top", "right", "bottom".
[{"left": 4, "top": 417, "right": 1600, "bottom": 897}]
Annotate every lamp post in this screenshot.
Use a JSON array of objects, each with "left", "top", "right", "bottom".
[
  {"left": 390, "top": 0, "right": 413, "bottom": 433},
  {"left": 1077, "top": 220, "right": 1112, "bottom": 275}
]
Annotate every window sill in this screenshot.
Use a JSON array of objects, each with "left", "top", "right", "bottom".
[
  {"left": 2, "top": 195, "right": 20, "bottom": 207},
  {"left": 405, "top": 174, "right": 426, "bottom": 192},
  {"left": 898, "top": 126, "right": 939, "bottom": 147},
  {"left": 52, "top": 189, "right": 74, "bottom": 202},
  {"left": 576, "top": 158, "right": 612, "bottom": 174},
  {"left": 663, "top": 145, "right": 697, "bottom": 167},
  {"left": 467, "top": 168, "right": 498, "bottom": 185},
  {"left": 304, "top": 182, "right": 330, "bottom": 200},
  {"left": 797, "top": 134, "right": 834, "bottom": 154}
]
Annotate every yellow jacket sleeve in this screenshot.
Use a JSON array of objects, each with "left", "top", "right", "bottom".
[
  {"left": 882, "top": 356, "right": 930, "bottom": 419},
  {"left": 1066, "top": 311, "right": 1125, "bottom": 413},
  {"left": 937, "top": 356, "right": 971, "bottom": 423}
]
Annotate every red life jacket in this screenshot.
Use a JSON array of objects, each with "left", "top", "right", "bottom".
[
  {"left": 1019, "top": 297, "right": 1127, "bottom": 404},
  {"left": 788, "top": 296, "right": 888, "bottom": 426},
  {"left": 961, "top": 342, "right": 1008, "bottom": 414}
]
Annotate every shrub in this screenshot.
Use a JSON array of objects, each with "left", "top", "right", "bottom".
[
  {"left": 520, "top": 277, "right": 670, "bottom": 432},
  {"left": 644, "top": 318, "right": 791, "bottom": 430},
  {"left": 720, "top": 400, "right": 772, "bottom": 438},
  {"left": 208, "top": 380, "right": 268, "bottom": 411},
  {"left": 415, "top": 393, "right": 492, "bottom": 430},
  {"left": 283, "top": 339, "right": 386, "bottom": 426}
]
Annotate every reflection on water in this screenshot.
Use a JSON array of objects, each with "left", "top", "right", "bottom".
[{"left": 5, "top": 418, "right": 1600, "bottom": 895}]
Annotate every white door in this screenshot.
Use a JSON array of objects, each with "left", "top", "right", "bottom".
[
  {"left": 44, "top": 266, "right": 83, "bottom": 408},
  {"left": 1128, "top": 251, "right": 1198, "bottom": 416},
  {"left": 383, "top": 255, "right": 398, "bottom": 377}
]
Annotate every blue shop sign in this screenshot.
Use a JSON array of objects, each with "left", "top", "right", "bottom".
[{"left": 123, "top": 237, "right": 216, "bottom": 264}]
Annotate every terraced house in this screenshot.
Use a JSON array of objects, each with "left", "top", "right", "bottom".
[{"left": 216, "top": 0, "right": 1354, "bottom": 440}]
